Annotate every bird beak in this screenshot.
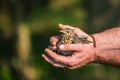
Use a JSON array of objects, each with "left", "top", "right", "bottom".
[{"left": 59, "top": 30, "right": 67, "bottom": 35}]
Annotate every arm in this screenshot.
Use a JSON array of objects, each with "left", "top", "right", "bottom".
[{"left": 93, "top": 27, "right": 120, "bottom": 67}]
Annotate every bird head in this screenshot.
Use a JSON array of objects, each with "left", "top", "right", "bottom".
[{"left": 59, "top": 28, "right": 75, "bottom": 37}]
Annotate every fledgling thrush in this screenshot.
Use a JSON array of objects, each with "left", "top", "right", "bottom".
[{"left": 56, "top": 28, "right": 92, "bottom": 56}]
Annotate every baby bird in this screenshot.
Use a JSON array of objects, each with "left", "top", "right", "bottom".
[{"left": 57, "top": 28, "right": 92, "bottom": 56}]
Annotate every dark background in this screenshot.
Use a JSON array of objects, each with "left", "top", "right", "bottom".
[{"left": 0, "top": 0, "right": 120, "bottom": 80}]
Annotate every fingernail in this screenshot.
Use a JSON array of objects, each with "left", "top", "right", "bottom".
[
  {"left": 41, "top": 54, "right": 44, "bottom": 57},
  {"left": 59, "top": 45, "right": 64, "bottom": 49},
  {"left": 44, "top": 49, "right": 47, "bottom": 52},
  {"left": 59, "top": 23, "right": 63, "bottom": 26}
]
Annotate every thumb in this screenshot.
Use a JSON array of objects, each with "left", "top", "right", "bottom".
[
  {"left": 58, "top": 23, "right": 75, "bottom": 30},
  {"left": 59, "top": 44, "right": 84, "bottom": 51}
]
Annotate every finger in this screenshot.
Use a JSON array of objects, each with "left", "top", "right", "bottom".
[
  {"left": 48, "top": 45, "right": 57, "bottom": 50},
  {"left": 45, "top": 48, "right": 71, "bottom": 64},
  {"left": 50, "top": 35, "right": 61, "bottom": 46},
  {"left": 73, "top": 28, "right": 88, "bottom": 36},
  {"left": 42, "top": 54, "right": 65, "bottom": 68},
  {"left": 58, "top": 23, "right": 75, "bottom": 30},
  {"left": 59, "top": 24, "right": 88, "bottom": 37},
  {"left": 68, "top": 66, "right": 80, "bottom": 69},
  {"left": 59, "top": 44, "right": 86, "bottom": 51}
]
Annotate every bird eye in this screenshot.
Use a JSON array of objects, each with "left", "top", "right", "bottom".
[{"left": 67, "top": 31, "right": 69, "bottom": 33}]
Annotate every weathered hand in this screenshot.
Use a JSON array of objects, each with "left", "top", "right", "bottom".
[{"left": 42, "top": 24, "right": 96, "bottom": 69}]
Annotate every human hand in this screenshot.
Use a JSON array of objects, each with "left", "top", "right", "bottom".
[{"left": 42, "top": 24, "right": 96, "bottom": 69}]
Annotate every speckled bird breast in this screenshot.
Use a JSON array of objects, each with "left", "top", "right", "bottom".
[{"left": 61, "top": 35, "right": 74, "bottom": 44}]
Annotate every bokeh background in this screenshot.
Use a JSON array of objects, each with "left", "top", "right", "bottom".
[{"left": 0, "top": 0, "right": 120, "bottom": 80}]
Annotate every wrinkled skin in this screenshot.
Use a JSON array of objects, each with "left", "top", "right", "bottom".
[
  {"left": 42, "top": 25, "right": 120, "bottom": 68},
  {"left": 42, "top": 24, "right": 95, "bottom": 69}
]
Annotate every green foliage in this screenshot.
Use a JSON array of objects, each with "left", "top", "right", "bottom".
[{"left": 1, "top": 64, "right": 12, "bottom": 80}]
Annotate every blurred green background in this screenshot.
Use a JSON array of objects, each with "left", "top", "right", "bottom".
[{"left": 0, "top": 0, "right": 120, "bottom": 80}]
